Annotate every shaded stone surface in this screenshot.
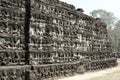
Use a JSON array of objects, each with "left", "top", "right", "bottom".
[{"left": 0, "top": 0, "right": 117, "bottom": 80}]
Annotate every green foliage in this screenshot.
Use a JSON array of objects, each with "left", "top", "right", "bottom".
[
  {"left": 90, "top": 9, "right": 117, "bottom": 29},
  {"left": 115, "top": 20, "right": 120, "bottom": 29},
  {"left": 114, "top": 20, "right": 120, "bottom": 52}
]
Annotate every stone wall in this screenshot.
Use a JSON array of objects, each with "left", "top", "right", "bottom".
[
  {"left": 0, "top": 0, "right": 117, "bottom": 79},
  {"left": 0, "top": 0, "right": 25, "bottom": 66}
]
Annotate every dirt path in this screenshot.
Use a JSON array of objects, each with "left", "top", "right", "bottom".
[{"left": 58, "top": 60, "right": 120, "bottom": 80}]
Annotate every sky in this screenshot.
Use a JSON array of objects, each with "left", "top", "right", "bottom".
[{"left": 60, "top": 0, "right": 120, "bottom": 19}]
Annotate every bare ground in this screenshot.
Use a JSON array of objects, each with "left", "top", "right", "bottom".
[{"left": 58, "top": 59, "right": 120, "bottom": 80}]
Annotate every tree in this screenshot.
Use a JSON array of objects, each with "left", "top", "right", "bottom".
[
  {"left": 90, "top": 9, "right": 117, "bottom": 29},
  {"left": 114, "top": 20, "right": 120, "bottom": 52},
  {"left": 115, "top": 20, "right": 120, "bottom": 29}
]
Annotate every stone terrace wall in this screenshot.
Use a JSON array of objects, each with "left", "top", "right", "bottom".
[
  {"left": 0, "top": 0, "right": 117, "bottom": 80},
  {"left": 0, "top": 0, "right": 26, "bottom": 66}
]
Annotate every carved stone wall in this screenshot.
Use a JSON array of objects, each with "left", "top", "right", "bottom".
[
  {"left": 0, "top": 0, "right": 117, "bottom": 80},
  {"left": 0, "top": 66, "right": 30, "bottom": 80},
  {"left": 0, "top": 0, "right": 25, "bottom": 66}
]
